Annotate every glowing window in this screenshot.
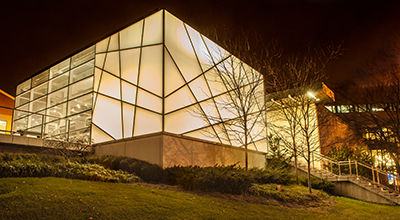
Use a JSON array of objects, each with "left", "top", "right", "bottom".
[{"left": 50, "top": 58, "right": 70, "bottom": 79}]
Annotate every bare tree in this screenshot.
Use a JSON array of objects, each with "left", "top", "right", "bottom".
[
  {"left": 191, "top": 34, "right": 275, "bottom": 171},
  {"left": 264, "top": 45, "right": 341, "bottom": 192},
  {"left": 43, "top": 134, "right": 93, "bottom": 159},
  {"left": 340, "top": 40, "right": 400, "bottom": 173}
]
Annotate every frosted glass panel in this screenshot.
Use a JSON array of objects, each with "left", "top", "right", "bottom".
[
  {"left": 139, "top": 45, "right": 162, "bottom": 96},
  {"left": 91, "top": 124, "right": 113, "bottom": 143},
  {"left": 108, "top": 33, "right": 119, "bottom": 51},
  {"left": 121, "top": 81, "right": 137, "bottom": 104},
  {"left": 165, "top": 12, "right": 202, "bottom": 82},
  {"left": 70, "top": 60, "right": 94, "bottom": 83},
  {"left": 186, "top": 25, "right": 213, "bottom": 72},
  {"left": 94, "top": 68, "right": 102, "bottom": 93},
  {"left": 213, "top": 124, "right": 231, "bottom": 145},
  {"left": 48, "top": 88, "right": 67, "bottom": 107},
  {"left": 185, "top": 127, "right": 219, "bottom": 143},
  {"left": 204, "top": 68, "right": 227, "bottom": 96},
  {"left": 165, "top": 105, "right": 207, "bottom": 133},
  {"left": 121, "top": 48, "right": 140, "bottom": 85},
  {"left": 96, "top": 37, "right": 109, "bottom": 53},
  {"left": 164, "top": 50, "right": 186, "bottom": 96},
  {"left": 199, "top": 100, "right": 220, "bottom": 124},
  {"left": 95, "top": 54, "right": 106, "bottom": 68},
  {"left": 214, "top": 94, "right": 238, "bottom": 120},
  {"left": 92, "top": 94, "right": 122, "bottom": 139},
  {"left": 203, "top": 37, "right": 228, "bottom": 64},
  {"left": 134, "top": 108, "right": 162, "bottom": 136},
  {"left": 142, "top": 11, "right": 163, "bottom": 46},
  {"left": 104, "top": 52, "right": 120, "bottom": 77},
  {"left": 137, "top": 89, "right": 162, "bottom": 113},
  {"left": 122, "top": 103, "right": 135, "bottom": 138},
  {"left": 49, "top": 72, "right": 68, "bottom": 93},
  {"left": 120, "top": 20, "right": 143, "bottom": 49},
  {"left": 98, "top": 72, "right": 121, "bottom": 99},
  {"left": 50, "top": 58, "right": 70, "bottom": 79},
  {"left": 188, "top": 75, "right": 211, "bottom": 102},
  {"left": 165, "top": 86, "right": 195, "bottom": 113}
]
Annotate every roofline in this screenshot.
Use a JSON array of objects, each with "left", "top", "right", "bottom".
[
  {"left": 17, "top": 8, "right": 165, "bottom": 86},
  {"left": 0, "top": 89, "right": 15, "bottom": 100}
]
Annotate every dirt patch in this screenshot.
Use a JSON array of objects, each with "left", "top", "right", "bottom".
[{"left": 132, "top": 182, "right": 337, "bottom": 208}]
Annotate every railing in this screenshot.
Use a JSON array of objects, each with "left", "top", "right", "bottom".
[{"left": 312, "top": 152, "right": 400, "bottom": 194}]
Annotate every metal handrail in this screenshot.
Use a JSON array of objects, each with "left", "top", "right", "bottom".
[{"left": 311, "top": 152, "right": 400, "bottom": 194}]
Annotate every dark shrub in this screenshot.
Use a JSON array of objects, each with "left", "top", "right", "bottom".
[{"left": 299, "top": 175, "right": 335, "bottom": 193}]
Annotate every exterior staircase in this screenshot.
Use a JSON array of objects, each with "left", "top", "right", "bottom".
[{"left": 293, "top": 155, "right": 400, "bottom": 205}]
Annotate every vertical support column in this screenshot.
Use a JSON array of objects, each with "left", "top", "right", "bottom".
[
  {"left": 372, "top": 166, "right": 375, "bottom": 184},
  {"left": 349, "top": 159, "right": 352, "bottom": 176},
  {"left": 339, "top": 162, "right": 341, "bottom": 176},
  {"left": 330, "top": 160, "right": 333, "bottom": 175},
  {"left": 355, "top": 161, "right": 358, "bottom": 177}
]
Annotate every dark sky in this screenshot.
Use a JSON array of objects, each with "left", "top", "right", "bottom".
[{"left": 2, "top": 0, "right": 400, "bottom": 96}]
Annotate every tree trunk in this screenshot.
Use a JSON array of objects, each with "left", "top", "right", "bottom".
[
  {"left": 294, "top": 150, "right": 299, "bottom": 185},
  {"left": 307, "top": 143, "right": 312, "bottom": 193}
]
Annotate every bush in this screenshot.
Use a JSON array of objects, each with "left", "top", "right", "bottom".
[
  {"left": 0, "top": 154, "right": 141, "bottom": 183},
  {"left": 299, "top": 175, "right": 335, "bottom": 193},
  {"left": 250, "top": 167, "right": 295, "bottom": 185},
  {"left": 164, "top": 164, "right": 252, "bottom": 194}
]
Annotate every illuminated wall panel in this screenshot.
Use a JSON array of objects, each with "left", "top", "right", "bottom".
[
  {"left": 95, "top": 54, "right": 106, "bottom": 69},
  {"left": 103, "top": 52, "right": 120, "bottom": 77},
  {"left": 139, "top": 45, "right": 163, "bottom": 96},
  {"left": 92, "top": 124, "right": 113, "bottom": 143},
  {"left": 165, "top": 85, "right": 195, "bottom": 113},
  {"left": 164, "top": 51, "right": 186, "bottom": 96},
  {"left": 142, "top": 11, "right": 163, "bottom": 46},
  {"left": 188, "top": 75, "right": 211, "bottom": 102},
  {"left": 92, "top": 94, "right": 122, "bottom": 139},
  {"left": 121, "top": 48, "right": 140, "bottom": 84},
  {"left": 134, "top": 108, "right": 162, "bottom": 136},
  {"left": 93, "top": 68, "right": 102, "bottom": 93},
  {"left": 108, "top": 33, "right": 119, "bottom": 51},
  {"left": 121, "top": 81, "right": 137, "bottom": 104},
  {"left": 165, "top": 12, "right": 202, "bottom": 82},
  {"left": 122, "top": 103, "right": 135, "bottom": 138},
  {"left": 120, "top": 20, "right": 143, "bottom": 49},
  {"left": 98, "top": 72, "right": 121, "bottom": 99},
  {"left": 165, "top": 105, "right": 208, "bottom": 134},
  {"left": 136, "top": 89, "right": 162, "bottom": 113},
  {"left": 185, "top": 25, "right": 213, "bottom": 72},
  {"left": 96, "top": 38, "right": 110, "bottom": 53}
]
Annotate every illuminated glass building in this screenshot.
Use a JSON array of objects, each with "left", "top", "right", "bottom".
[{"left": 13, "top": 9, "right": 267, "bottom": 167}]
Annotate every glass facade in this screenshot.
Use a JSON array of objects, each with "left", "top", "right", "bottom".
[{"left": 13, "top": 9, "right": 265, "bottom": 150}]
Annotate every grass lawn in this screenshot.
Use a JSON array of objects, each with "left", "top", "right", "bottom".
[{"left": 0, "top": 177, "right": 399, "bottom": 220}]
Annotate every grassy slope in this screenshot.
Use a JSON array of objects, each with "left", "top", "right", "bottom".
[{"left": 0, "top": 177, "right": 399, "bottom": 220}]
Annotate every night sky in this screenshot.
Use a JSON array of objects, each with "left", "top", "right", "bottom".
[{"left": 2, "top": 0, "right": 400, "bottom": 96}]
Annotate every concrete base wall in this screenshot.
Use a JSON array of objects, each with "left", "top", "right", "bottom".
[
  {"left": 94, "top": 133, "right": 266, "bottom": 168},
  {"left": 333, "top": 181, "right": 396, "bottom": 205}
]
